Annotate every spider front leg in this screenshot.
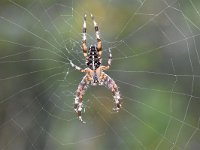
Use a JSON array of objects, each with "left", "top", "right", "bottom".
[
  {"left": 82, "top": 14, "right": 88, "bottom": 59},
  {"left": 91, "top": 14, "right": 102, "bottom": 57},
  {"left": 74, "top": 75, "right": 89, "bottom": 123},
  {"left": 103, "top": 74, "right": 122, "bottom": 111}
]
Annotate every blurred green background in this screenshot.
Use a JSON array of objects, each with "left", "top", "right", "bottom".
[{"left": 0, "top": 0, "right": 200, "bottom": 150}]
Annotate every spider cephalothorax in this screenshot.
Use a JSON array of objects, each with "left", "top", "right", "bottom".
[
  {"left": 70, "top": 14, "right": 122, "bottom": 123},
  {"left": 86, "top": 45, "right": 102, "bottom": 70}
]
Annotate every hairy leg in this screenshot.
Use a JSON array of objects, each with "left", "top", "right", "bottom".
[
  {"left": 82, "top": 14, "right": 87, "bottom": 58},
  {"left": 103, "top": 74, "right": 122, "bottom": 111},
  {"left": 74, "top": 75, "right": 89, "bottom": 123},
  {"left": 91, "top": 14, "right": 102, "bottom": 57}
]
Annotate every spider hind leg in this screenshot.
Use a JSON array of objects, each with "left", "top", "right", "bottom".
[
  {"left": 74, "top": 75, "right": 88, "bottom": 123},
  {"left": 103, "top": 74, "right": 122, "bottom": 111}
]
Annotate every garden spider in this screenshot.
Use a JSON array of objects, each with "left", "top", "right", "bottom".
[{"left": 70, "top": 14, "right": 121, "bottom": 123}]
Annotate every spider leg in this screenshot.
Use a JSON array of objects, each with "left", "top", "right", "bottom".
[
  {"left": 107, "top": 48, "right": 112, "bottom": 66},
  {"left": 103, "top": 74, "right": 122, "bottom": 111},
  {"left": 69, "top": 60, "right": 83, "bottom": 71},
  {"left": 100, "top": 48, "right": 112, "bottom": 71},
  {"left": 91, "top": 14, "right": 102, "bottom": 57},
  {"left": 82, "top": 14, "right": 88, "bottom": 58},
  {"left": 74, "top": 75, "right": 89, "bottom": 123}
]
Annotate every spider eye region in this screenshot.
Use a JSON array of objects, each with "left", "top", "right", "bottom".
[{"left": 90, "top": 45, "right": 96, "bottom": 51}]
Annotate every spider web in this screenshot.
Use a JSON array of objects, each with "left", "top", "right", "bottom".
[{"left": 0, "top": 0, "right": 200, "bottom": 149}]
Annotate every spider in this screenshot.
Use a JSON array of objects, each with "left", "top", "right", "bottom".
[{"left": 70, "top": 14, "right": 121, "bottom": 123}]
